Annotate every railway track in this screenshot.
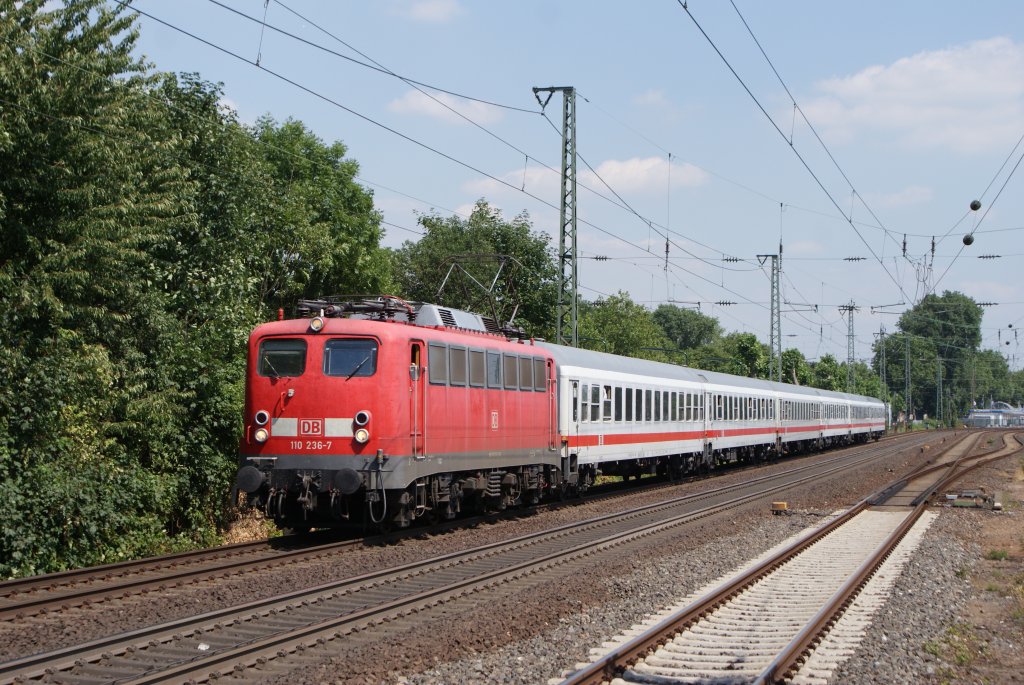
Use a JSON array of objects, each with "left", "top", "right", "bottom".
[
  {"left": 0, "top": 433, "right": 935, "bottom": 684},
  {"left": 559, "top": 431, "right": 1020, "bottom": 685},
  {"left": 0, "top": 432, "right": 923, "bottom": 623}
]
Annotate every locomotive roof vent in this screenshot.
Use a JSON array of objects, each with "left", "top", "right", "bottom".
[{"left": 415, "top": 304, "right": 495, "bottom": 333}]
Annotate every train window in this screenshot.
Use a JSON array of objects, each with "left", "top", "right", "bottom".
[
  {"left": 324, "top": 338, "right": 378, "bottom": 378},
  {"left": 449, "top": 347, "right": 468, "bottom": 386},
  {"left": 469, "top": 350, "right": 485, "bottom": 387},
  {"left": 635, "top": 388, "right": 643, "bottom": 422},
  {"left": 572, "top": 383, "right": 579, "bottom": 422},
  {"left": 533, "top": 358, "right": 546, "bottom": 391},
  {"left": 603, "top": 385, "right": 612, "bottom": 421},
  {"left": 590, "top": 385, "right": 601, "bottom": 422},
  {"left": 518, "top": 356, "right": 533, "bottom": 391},
  {"left": 644, "top": 390, "right": 652, "bottom": 421},
  {"left": 428, "top": 343, "right": 447, "bottom": 385},
  {"left": 503, "top": 354, "right": 519, "bottom": 390},
  {"left": 663, "top": 391, "right": 670, "bottom": 421},
  {"left": 684, "top": 393, "right": 690, "bottom": 422},
  {"left": 258, "top": 338, "right": 306, "bottom": 377},
  {"left": 654, "top": 391, "right": 661, "bottom": 422},
  {"left": 625, "top": 388, "right": 634, "bottom": 421},
  {"left": 486, "top": 351, "right": 502, "bottom": 388},
  {"left": 614, "top": 387, "right": 623, "bottom": 421},
  {"left": 671, "top": 392, "right": 678, "bottom": 421},
  {"left": 581, "top": 384, "right": 589, "bottom": 422}
]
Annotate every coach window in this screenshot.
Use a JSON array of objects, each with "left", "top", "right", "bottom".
[
  {"left": 684, "top": 393, "right": 691, "bottom": 421},
  {"left": 486, "top": 351, "right": 502, "bottom": 388},
  {"left": 518, "top": 356, "right": 533, "bottom": 392},
  {"left": 580, "top": 384, "right": 590, "bottom": 422},
  {"left": 671, "top": 392, "right": 678, "bottom": 421},
  {"left": 644, "top": 389, "right": 653, "bottom": 421},
  {"left": 533, "top": 358, "right": 546, "bottom": 391},
  {"left": 572, "top": 383, "right": 579, "bottom": 422},
  {"left": 663, "top": 391, "right": 670, "bottom": 421},
  {"left": 614, "top": 387, "right": 623, "bottom": 421},
  {"left": 449, "top": 346, "right": 468, "bottom": 386},
  {"left": 636, "top": 388, "right": 643, "bottom": 422},
  {"left": 259, "top": 338, "right": 306, "bottom": 377},
  {"left": 428, "top": 343, "right": 448, "bottom": 385},
  {"left": 588, "top": 384, "right": 599, "bottom": 422},
  {"left": 469, "top": 349, "right": 485, "bottom": 387},
  {"left": 625, "top": 387, "right": 634, "bottom": 421},
  {"left": 654, "top": 391, "right": 661, "bottom": 422},
  {"left": 603, "top": 385, "right": 613, "bottom": 421},
  {"left": 503, "top": 354, "right": 519, "bottom": 390}
]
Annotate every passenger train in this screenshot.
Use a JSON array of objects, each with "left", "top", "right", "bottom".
[{"left": 235, "top": 297, "right": 887, "bottom": 530}]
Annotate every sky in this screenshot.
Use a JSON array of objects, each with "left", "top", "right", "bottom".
[{"left": 124, "top": 0, "right": 1024, "bottom": 370}]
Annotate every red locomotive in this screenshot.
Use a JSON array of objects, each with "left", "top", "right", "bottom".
[{"left": 235, "top": 297, "right": 563, "bottom": 530}]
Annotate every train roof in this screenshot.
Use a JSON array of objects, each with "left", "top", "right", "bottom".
[{"left": 535, "top": 341, "right": 883, "bottom": 405}]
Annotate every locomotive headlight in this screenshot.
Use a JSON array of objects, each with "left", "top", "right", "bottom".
[
  {"left": 254, "top": 410, "right": 270, "bottom": 426},
  {"left": 254, "top": 427, "right": 270, "bottom": 443},
  {"left": 354, "top": 410, "right": 371, "bottom": 427},
  {"left": 354, "top": 428, "right": 370, "bottom": 444},
  {"left": 309, "top": 316, "right": 325, "bottom": 333}
]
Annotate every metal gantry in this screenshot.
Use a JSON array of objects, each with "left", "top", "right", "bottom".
[
  {"left": 533, "top": 86, "right": 578, "bottom": 346},
  {"left": 839, "top": 300, "right": 858, "bottom": 393},
  {"left": 758, "top": 251, "right": 782, "bottom": 382}
]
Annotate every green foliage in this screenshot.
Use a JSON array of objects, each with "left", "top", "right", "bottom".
[
  {"left": 652, "top": 304, "right": 722, "bottom": 350},
  {"left": 0, "top": 2, "right": 389, "bottom": 577},
  {"left": 577, "top": 293, "right": 674, "bottom": 360},
  {"left": 391, "top": 200, "right": 557, "bottom": 335}
]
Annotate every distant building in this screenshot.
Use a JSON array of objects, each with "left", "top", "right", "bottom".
[{"left": 964, "top": 401, "right": 1024, "bottom": 427}]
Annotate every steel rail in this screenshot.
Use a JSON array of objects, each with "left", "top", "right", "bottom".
[{"left": 0, "top": 435, "right": 922, "bottom": 684}]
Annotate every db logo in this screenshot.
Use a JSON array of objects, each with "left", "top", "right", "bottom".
[{"left": 299, "top": 419, "right": 323, "bottom": 436}]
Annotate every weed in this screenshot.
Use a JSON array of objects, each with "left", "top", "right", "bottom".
[
  {"left": 985, "top": 549, "right": 1009, "bottom": 561},
  {"left": 955, "top": 567, "right": 970, "bottom": 579},
  {"left": 984, "top": 583, "right": 1002, "bottom": 593}
]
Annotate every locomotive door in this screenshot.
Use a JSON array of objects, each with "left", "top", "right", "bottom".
[
  {"left": 547, "top": 360, "right": 557, "bottom": 451},
  {"left": 410, "top": 341, "right": 426, "bottom": 458}
]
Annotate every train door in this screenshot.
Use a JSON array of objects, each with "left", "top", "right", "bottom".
[
  {"left": 410, "top": 341, "right": 425, "bottom": 458},
  {"left": 547, "top": 360, "right": 557, "bottom": 451}
]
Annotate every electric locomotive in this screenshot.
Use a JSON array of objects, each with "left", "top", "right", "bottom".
[{"left": 235, "top": 296, "right": 564, "bottom": 530}]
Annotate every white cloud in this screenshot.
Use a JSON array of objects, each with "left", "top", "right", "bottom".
[
  {"left": 803, "top": 37, "right": 1024, "bottom": 153},
  {"left": 863, "top": 185, "right": 934, "bottom": 209},
  {"left": 388, "top": 89, "right": 503, "bottom": 125},
  {"left": 462, "top": 165, "right": 560, "bottom": 197},
  {"left": 632, "top": 89, "right": 668, "bottom": 107},
  {"left": 462, "top": 157, "right": 707, "bottom": 199},
  {"left": 581, "top": 157, "right": 708, "bottom": 194},
  {"left": 392, "top": 0, "right": 462, "bottom": 23}
]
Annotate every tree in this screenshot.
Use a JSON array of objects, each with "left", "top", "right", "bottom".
[
  {"left": 391, "top": 200, "right": 557, "bottom": 335},
  {"left": 810, "top": 355, "right": 844, "bottom": 391},
  {"left": 0, "top": 0, "right": 193, "bottom": 575},
  {"left": 252, "top": 117, "right": 392, "bottom": 309},
  {"left": 577, "top": 293, "right": 673, "bottom": 361},
  {"left": 0, "top": 2, "right": 393, "bottom": 577},
  {"left": 652, "top": 305, "right": 722, "bottom": 350},
  {"left": 781, "top": 348, "right": 813, "bottom": 386}
]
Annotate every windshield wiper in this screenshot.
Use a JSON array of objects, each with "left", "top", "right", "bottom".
[
  {"left": 345, "top": 355, "right": 372, "bottom": 381},
  {"left": 263, "top": 356, "right": 281, "bottom": 378}
]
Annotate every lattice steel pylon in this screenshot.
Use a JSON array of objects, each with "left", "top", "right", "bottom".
[
  {"left": 533, "top": 86, "right": 578, "bottom": 346},
  {"left": 758, "top": 252, "right": 781, "bottom": 382},
  {"left": 839, "top": 300, "right": 858, "bottom": 392}
]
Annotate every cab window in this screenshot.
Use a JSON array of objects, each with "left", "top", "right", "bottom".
[
  {"left": 258, "top": 338, "right": 307, "bottom": 377},
  {"left": 324, "top": 338, "right": 378, "bottom": 377}
]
